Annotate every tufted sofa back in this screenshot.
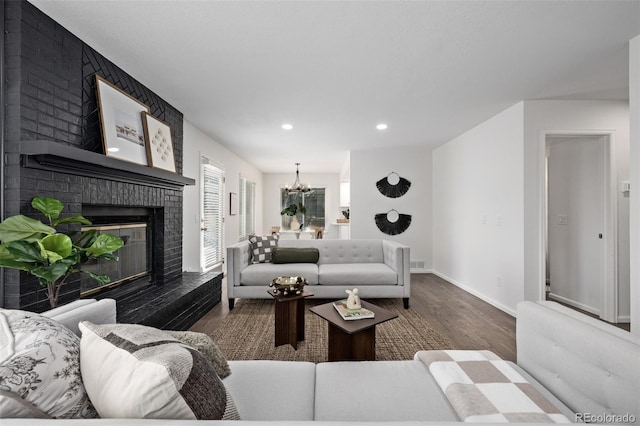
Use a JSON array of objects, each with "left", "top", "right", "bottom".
[
  {"left": 279, "top": 239, "right": 384, "bottom": 265},
  {"left": 516, "top": 301, "right": 639, "bottom": 422}
]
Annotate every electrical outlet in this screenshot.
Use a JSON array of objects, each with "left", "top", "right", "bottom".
[
  {"left": 496, "top": 215, "right": 503, "bottom": 226},
  {"left": 481, "top": 215, "right": 487, "bottom": 225},
  {"left": 559, "top": 215, "right": 568, "bottom": 225},
  {"left": 496, "top": 276, "right": 502, "bottom": 287}
]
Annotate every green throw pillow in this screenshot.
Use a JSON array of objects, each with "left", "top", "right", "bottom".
[{"left": 272, "top": 247, "right": 320, "bottom": 264}]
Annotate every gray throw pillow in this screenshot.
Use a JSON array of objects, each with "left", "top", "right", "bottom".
[
  {"left": 78, "top": 321, "right": 240, "bottom": 420},
  {"left": 249, "top": 234, "right": 278, "bottom": 263},
  {"left": 166, "top": 330, "right": 231, "bottom": 379}
]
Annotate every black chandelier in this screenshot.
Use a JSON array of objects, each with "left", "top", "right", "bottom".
[{"left": 285, "top": 163, "right": 311, "bottom": 194}]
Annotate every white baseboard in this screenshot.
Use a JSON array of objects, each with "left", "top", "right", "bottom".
[
  {"left": 410, "top": 268, "right": 433, "bottom": 274},
  {"left": 617, "top": 315, "right": 631, "bottom": 323},
  {"left": 431, "top": 271, "right": 516, "bottom": 317},
  {"left": 548, "top": 293, "right": 600, "bottom": 316}
]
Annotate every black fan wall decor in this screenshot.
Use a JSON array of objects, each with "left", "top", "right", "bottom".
[
  {"left": 376, "top": 172, "right": 411, "bottom": 198},
  {"left": 374, "top": 210, "right": 412, "bottom": 235}
]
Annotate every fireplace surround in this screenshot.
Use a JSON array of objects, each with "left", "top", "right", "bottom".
[{"left": 1, "top": 1, "right": 211, "bottom": 317}]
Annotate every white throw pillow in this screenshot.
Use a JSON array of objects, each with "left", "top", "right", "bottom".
[
  {"left": 78, "top": 321, "right": 240, "bottom": 420},
  {"left": 0, "top": 309, "right": 97, "bottom": 419}
]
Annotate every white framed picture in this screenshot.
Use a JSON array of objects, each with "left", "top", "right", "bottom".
[
  {"left": 95, "top": 75, "right": 150, "bottom": 165},
  {"left": 142, "top": 112, "right": 177, "bottom": 173}
]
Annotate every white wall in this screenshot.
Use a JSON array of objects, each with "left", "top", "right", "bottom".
[
  {"left": 350, "top": 146, "right": 432, "bottom": 271},
  {"left": 523, "top": 100, "right": 630, "bottom": 321},
  {"left": 432, "top": 103, "right": 525, "bottom": 315},
  {"left": 262, "top": 173, "right": 340, "bottom": 234},
  {"left": 182, "top": 120, "right": 263, "bottom": 272},
  {"left": 630, "top": 35, "right": 640, "bottom": 335}
]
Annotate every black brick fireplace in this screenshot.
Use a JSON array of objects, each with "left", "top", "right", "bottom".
[{"left": 1, "top": 2, "right": 220, "bottom": 327}]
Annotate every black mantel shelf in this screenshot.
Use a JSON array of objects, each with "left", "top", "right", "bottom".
[{"left": 20, "top": 140, "right": 195, "bottom": 190}]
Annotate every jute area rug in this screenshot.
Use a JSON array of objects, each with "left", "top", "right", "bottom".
[{"left": 212, "top": 298, "right": 454, "bottom": 363}]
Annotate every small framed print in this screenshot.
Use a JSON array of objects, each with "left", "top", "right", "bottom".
[
  {"left": 230, "top": 192, "right": 238, "bottom": 215},
  {"left": 95, "top": 75, "right": 150, "bottom": 165},
  {"left": 142, "top": 112, "right": 177, "bottom": 173}
]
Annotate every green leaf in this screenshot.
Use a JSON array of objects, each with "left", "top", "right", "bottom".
[
  {"left": 43, "top": 250, "right": 63, "bottom": 263},
  {"left": 82, "top": 271, "right": 112, "bottom": 285},
  {"left": 84, "top": 234, "right": 123, "bottom": 257},
  {"left": 53, "top": 215, "right": 92, "bottom": 226},
  {"left": 74, "top": 229, "right": 98, "bottom": 248},
  {"left": 94, "top": 253, "right": 119, "bottom": 262},
  {"left": 5, "top": 241, "right": 45, "bottom": 263},
  {"left": 0, "top": 215, "right": 56, "bottom": 242},
  {"left": 0, "top": 257, "right": 35, "bottom": 271},
  {"left": 30, "top": 262, "right": 71, "bottom": 283},
  {"left": 41, "top": 234, "right": 73, "bottom": 260},
  {"left": 31, "top": 197, "right": 63, "bottom": 221}
]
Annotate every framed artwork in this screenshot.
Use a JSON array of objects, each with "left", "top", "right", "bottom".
[
  {"left": 142, "top": 112, "right": 177, "bottom": 173},
  {"left": 95, "top": 75, "right": 150, "bottom": 165},
  {"left": 229, "top": 192, "right": 238, "bottom": 215}
]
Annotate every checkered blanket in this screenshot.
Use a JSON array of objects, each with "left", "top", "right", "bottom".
[{"left": 415, "top": 350, "right": 570, "bottom": 423}]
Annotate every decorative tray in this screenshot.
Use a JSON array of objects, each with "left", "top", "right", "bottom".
[{"left": 270, "top": 276, "right": 307, "bottom": 296}]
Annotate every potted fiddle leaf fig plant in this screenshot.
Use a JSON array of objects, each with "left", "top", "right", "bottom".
[
  {"left": 280, "top": 202, "right": 306, "bottom": 231},
  {"left": 0, "top": 196, "right": 124, "bottom": 308}
]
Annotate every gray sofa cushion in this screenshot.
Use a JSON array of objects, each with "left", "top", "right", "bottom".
[
  {"left": 314, "top": 360, "right": 458, "bottom": 421},
  {"left": 241, "top": 263, "right": 319, "bottom": 285},
  {"left": 224, "top": 360, "right": 316, "bottom": 421},
  {"left": 318, "top": 263, "right": 398, "bottom": 285}
]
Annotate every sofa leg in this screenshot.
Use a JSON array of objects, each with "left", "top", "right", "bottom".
[
  {"left": 228, "top": 298, "right": 235, "bottom": 310},
  {"left": 403, "top": 298, "right": 409, "bottom": 309}
]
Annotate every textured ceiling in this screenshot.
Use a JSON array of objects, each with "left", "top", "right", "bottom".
[{"left": 28, "top": 1, "right": 640, "bottom": 174}]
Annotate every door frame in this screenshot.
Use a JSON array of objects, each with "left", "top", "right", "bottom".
[{"left": 539, "top": 130, "right": 618, "bottom": 322}]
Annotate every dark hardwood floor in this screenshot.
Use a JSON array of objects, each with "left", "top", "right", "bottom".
[{"left": 190, "top": 273, "right": 517, "bottom": 362}]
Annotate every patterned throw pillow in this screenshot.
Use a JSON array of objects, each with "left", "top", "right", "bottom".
[
  {"left": 165, "top": 330, "right": 231, "bottom": 379},
  {"left": 78, "top": 321, "right": 240, "bottom": 420},
  {"left": 0, "top": 309, "right": 98, "bottom": 419},
  {"left": 249, "top": 234, "right": 278, "bottom": 263}
]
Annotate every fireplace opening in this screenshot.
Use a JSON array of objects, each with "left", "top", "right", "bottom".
[{"left": 81, "top": 206, "right": 155, "bottom": 296}]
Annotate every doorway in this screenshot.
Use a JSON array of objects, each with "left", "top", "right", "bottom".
[{"left": 544, "top": 132, "right": 618, "bottom": 323}]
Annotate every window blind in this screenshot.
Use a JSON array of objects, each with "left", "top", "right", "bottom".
[{"left": 201, "top": 162, "right": 224, "bottom": 270}]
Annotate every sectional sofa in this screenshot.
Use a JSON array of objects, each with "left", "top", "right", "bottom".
[
  {"left": 226, "top": 239, "right": 411, "bottom": 309},
  {"left": 2, "top": 298, "right": 638, "bottom": 425}
]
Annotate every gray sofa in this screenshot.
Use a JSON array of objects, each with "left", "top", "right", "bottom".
[
  {"left": 3, "top": 298, "right": 638, "bottom": 425},
  {"left": 226, "top": 239, "right": 411, "bottom": 309}
]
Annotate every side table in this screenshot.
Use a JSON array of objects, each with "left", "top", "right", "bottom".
[
  {"left": 310, "top": 300, "right": 398, "bottom": 361},
  {"left": 268, "top": 289, "right": 314, "bottom": 350}
]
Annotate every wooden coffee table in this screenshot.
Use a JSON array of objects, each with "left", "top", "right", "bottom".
[
  {"left": 310, "top": 300, "right": 398, "bottom": 361},
  {"left": 268, "top": 289, "right": 314, "bottom": 350}
]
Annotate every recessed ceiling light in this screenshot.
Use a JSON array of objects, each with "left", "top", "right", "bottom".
[
  {"left": 282, "top": 123, "right": 293, "bottom": 130},
  {"left": 376, "top": 123, "right": 388, "bottom": 130},
  {"left": 107, "top": 147, "right": 120, "bottom": 152}
]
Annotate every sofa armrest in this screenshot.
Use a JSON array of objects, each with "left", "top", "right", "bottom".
[
  {"left": 42, "top": 298, "right": 116, "bottom": 336},
  {"left": 516, "top": 300, "right": 639, "bottom": 420},
  {"left": 382, "top": 240, "right": 410, "bottom": 290},
  {"left": 226, "top": 240, "right": 252, "bottom": 298}
]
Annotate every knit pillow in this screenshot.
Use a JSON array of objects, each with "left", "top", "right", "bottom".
[
  {"left": 165, "top": 330, "right": 231, "bottom": 379},
  {"left": 78, "top": 321, "right": 240, "bottom": 420},
  {"left": 249, "top": 235, "right": 278, "bottom": 263}
]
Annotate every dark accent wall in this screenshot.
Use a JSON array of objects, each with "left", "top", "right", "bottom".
[{"left": 2, "top": 1, "right": 186, "bottom": 311}]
